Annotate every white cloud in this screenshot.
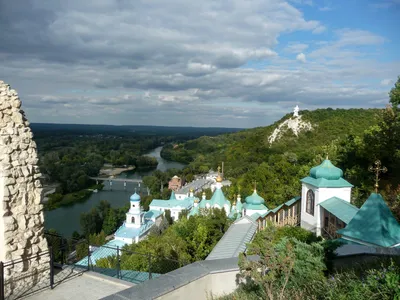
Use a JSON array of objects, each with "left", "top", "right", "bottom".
[
  {"left": 284, "top": 43, "right": 309, "bottom": 53},
  {"left": 0, "top": 0, "right": 397, "bottom": 128},
  {"left": 312, "top": 25, "right": 326, "bottom": 34},
  {"left": 296, "top": 53, "right": 307, "bottom": 63},
  {"left": 380, "top": 79, "right": 393, "bottom": 86}
]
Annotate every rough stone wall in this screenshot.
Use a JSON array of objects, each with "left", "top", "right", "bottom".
[{"left": 0, "top": 81, "right": 49, "bottom": 298}]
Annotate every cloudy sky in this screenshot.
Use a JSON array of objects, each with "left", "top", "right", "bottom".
[{"left": 0, "top": 0, "right": 399, "bottom": 128}]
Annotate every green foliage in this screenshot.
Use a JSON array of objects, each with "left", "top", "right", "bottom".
[
  {"left": 223, "top": 221, "right": 400, "bottom": 300},
  {"left": 80, "top": 200, "right": 126, "bottom": 237},
  {"left": 164, "top": 209, "right": 174, "bottom": 224},
  {"left": 102, "top": 209, "right": 118, "bottom": 235},
  {"left": 88, "top": 231, "right": 106, "bottom": 246},
  {"left": 118, "top": 208, "right": 230, "bottom": 273}
]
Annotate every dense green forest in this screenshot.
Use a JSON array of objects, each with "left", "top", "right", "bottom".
[
  {"left": 32, "top": 125, "right": 240, "bottom": 209},
  {"left": 162, "top": 77, "right": 400, "bottom": 217}
]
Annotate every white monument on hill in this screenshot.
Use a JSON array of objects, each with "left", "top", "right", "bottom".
[{"left": 293, "top": 105, "right": 300, "bottom": 117}]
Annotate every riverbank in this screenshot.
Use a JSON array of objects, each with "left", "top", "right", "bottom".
[
  {"left": 99, "top": 165, "right": 136, "bottom": 177},
  {"left": 44, "top": 183, "right": 104, "bottom": 211}
]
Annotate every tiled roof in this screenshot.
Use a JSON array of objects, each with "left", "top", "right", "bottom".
[
  {"left": 318, "top": 197, "right": 359, "bottom": 224},
  {"left": 205, "top": 216, "right": 257, "bottom": 260}
]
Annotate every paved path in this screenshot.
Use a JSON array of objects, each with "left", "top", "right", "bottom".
[{"left": 22, "top": 268, "right": 133, "bottom": 300}]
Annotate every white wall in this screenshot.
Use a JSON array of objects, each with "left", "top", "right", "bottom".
[
  {"left": 301, "top": 183, "right": 352, "bottom": 236},
  {"left": 156, "top": 270, "right": 239, "bottom": 300},
  {"left": 244, "top": 208, "right": 268, "bottom": 217}
]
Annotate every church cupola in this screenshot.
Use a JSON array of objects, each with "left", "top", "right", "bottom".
[
  {"left": 309, "top": 159, "right": 343, "bottom": 180},
  {"left": 215, "top": 165, "right": 223, "bottom": 189},
  {"left": 130, "top": 192, "right": 141, "bottom": 202},
  {"left": 245, "top": 189, "right": 265, "bottom": 205}
]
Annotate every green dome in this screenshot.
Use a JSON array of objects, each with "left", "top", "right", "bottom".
[
  {"left": 245, "top": 190, "right": 265, "bottom": 205},
  {"left": 310, "top": 159, "right": 343, "bottom": 180}
]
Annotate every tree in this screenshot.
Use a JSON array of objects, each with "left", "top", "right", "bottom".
[
  {"left": 80, "top": 208, "right": 102, "bottom": 236},
  {"left": 389, "top": 76, "right": 400, "bottom": 108},
  {"left": 165, "top": 209, "right": 174, "bottom": 224},
  {"left": 239, "top": 237, "right": 326, "bottom": 299},
  {"left": 102, "top": 209, "right": 118, "bottom": 235}
]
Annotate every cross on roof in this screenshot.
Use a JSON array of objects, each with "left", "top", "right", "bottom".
[
  {"left": 253, "top": 180, "right": 257, "bottom": 191},
  {"left": 368, "top": 160, "right": 387, "bottom": 193}
]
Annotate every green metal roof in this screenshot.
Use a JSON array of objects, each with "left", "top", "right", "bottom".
[
  {"left": 285, "top": 196, "right": 301, "bottom": 206},
  {"left": 188, "top": 206, "right": 199, "bottom": 217},
  {"left": 319, "top": 197, "right": 359, "bottom": 224},
  {"left": 310, "top": 159, "right": 343, "bottom": 180},
  {"left": 337, "top": 193, "right": 400, "bottom": 247},
  {"left": 236, "top": 200, "right": 243, "bottom": 211},
  {"left": 250, "top": 213, "right": 261, "bottom": 221},
  {"left": 302, "top": 159, "right": 353, "bottom": 188},
  {"left": 245, "top": 190, "right": 266, "bottom": 205},
  {"left": 301, "top": 176, "right": 353, "bottom": 188},
  {"left": 209, "top": 188, "right": 230, "bottom": 208}
]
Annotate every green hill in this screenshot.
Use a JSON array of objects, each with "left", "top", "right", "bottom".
[{"left": 162, "top": 108, "right": 382, "bottom": 207}]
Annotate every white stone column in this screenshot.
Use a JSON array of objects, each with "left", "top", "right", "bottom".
[{"left": 0, "top": 81, "right": 49, "bottom": 298}]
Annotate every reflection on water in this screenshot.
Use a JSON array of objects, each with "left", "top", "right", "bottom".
[{"left": 44, "top": 146, "right": 186, "bottom": 236}]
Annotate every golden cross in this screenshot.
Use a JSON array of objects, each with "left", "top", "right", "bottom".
[
  {"left": 368, "top": 160, "right": 387, "bottom": 193},
  {"left": 217, "top": 166, "right": 221, "bottom": 174},
  {"left": 253, "top": 180, "right": 257, "bottom": 191}
]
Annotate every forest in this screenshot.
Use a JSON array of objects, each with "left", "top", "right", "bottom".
[{"left": 161, "top": 77, "right": 400, "bottom": 220}]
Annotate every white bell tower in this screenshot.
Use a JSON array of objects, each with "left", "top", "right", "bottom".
[{"left": 126, "top": 191, "right": 142, "bottom": 228}]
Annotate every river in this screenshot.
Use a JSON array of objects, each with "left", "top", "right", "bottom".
[{"left": 44, "top": 146, "right": 185, "bottom": 236}]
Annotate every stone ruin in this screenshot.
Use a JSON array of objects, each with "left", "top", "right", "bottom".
[{"left": 0, "top": 81, "right": 49, "bottom": 298}]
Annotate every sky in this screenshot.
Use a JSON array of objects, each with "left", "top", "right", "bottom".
[{"left": 0, "top": 0, "right": 399, "bottom": 128}]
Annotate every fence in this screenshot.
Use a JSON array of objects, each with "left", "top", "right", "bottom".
[
  {"left": 0, "top": 232, "right": 90, "bottom": 300},
  {"left": 1, "top": 232, "right": 188, "bottom": 299},
  {"left": 83, "top": 242, "right": 187, "bottom": 284}
]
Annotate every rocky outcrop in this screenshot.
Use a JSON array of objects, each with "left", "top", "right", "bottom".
[
  {"left": 0, "top": 81, "right": 49, "bottom": 298},
  {"left": 268, "top": 115, "right": 313, "bottom": 145}
]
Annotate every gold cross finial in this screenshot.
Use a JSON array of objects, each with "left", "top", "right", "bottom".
[
  {"left": 217, "top": 166, "right": 221, "bottom": 174},
  {"left": 253, "top": 181, "right": 257, "bottom": 191},
  {"left": 368, "top": 160, "right": 387, "bottom": 193}
]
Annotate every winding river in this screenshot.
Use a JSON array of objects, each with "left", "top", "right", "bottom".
[{"left": 44, "top": 146, "right": 185, "bottom": 237}]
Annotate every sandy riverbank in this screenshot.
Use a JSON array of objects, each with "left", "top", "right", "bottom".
[{"left": 99, "top": 165, "right": 136, "bottom": 177}]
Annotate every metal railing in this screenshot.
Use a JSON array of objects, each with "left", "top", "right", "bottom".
[{"left": 1, "top": 232, "right": 188, "bottom": 300}]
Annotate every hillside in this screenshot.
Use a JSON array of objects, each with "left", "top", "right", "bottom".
[{"left": 162, "top": 108, "right": 383, "bottom": 207}]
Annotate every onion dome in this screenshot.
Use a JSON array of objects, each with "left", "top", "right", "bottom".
[
  {"left": 245, "top": 189, "right": 265, "bottom": 205},
  {"left": 310, "top": 159, "right": 343, "bottom": 180},
  {"left": 130, "top": 192, "right": 140, "bottom": 202},
  {"left": 194, "top": 198, "right": 200, "bottom": 203}
]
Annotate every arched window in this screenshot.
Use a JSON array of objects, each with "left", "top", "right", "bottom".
[
  {"left": 306, "top": 190, "right": 315, "bottom": 216},
  {"left": 131, "top": 216, "right": 135, "bottom": 223}
]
